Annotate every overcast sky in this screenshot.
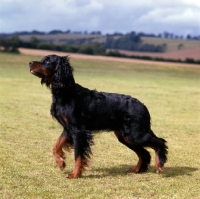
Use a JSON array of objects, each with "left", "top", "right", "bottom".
[{"left": 0, "top": 0, "right": 199, "bottom": 36}]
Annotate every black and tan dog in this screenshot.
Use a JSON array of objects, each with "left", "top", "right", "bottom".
[{"left": 29, "top": 55, "right": 168, "bottom": 178}]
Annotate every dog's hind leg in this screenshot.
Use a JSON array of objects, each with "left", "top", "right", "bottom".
[
  {"left": 114, "top": 131, "right": 151, "bottom": 173},
  {"left": 145, "top": 130, "right": 168, "bottom": 173},
  {"left": 136, "top": 129, "right": 168, "bottom": 173}
]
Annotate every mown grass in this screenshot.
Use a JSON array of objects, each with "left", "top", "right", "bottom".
[{"left": 0, "top": 52, "right": 200, "bottom": 199}]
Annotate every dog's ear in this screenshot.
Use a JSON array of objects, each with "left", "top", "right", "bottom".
[{"left": 53, "top": 56, "right": 75, "bottom": 89}]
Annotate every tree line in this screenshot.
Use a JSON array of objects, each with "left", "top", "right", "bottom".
[
  {"left": 0, "top": 35, "right": 106, "bottom": 55},
  {"left": 1, "top": 30, "right": 200, "bottom": 40},
  {"left": 0, "top": 35, "right": 199, "bottom": 64},
  {"left": 1, "top": 30, "right": 200, "bottom": 53},
  {"left": 105, "top": 32, "right": 167, "bottom": 52},
  {"left": 0, "top": 32, "right": 167, "bottom": 54}
]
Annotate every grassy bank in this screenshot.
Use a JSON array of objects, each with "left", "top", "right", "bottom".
[{"left": 0, "top": 52, "right": 200, "bottom": 198}]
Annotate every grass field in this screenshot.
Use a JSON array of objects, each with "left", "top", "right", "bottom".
[{"left": 0, "top": 52, "right": 200, "bottom": 199}]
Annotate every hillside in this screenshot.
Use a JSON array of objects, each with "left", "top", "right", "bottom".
[
  {"left": 18, "top": 48, "right": 199, "bottom": 67},
  {"left": 18, "top": 33, "right": 106, "bottom": 45},
  {"left": 1, "top": 31, "right": 200, "bottom": 62},
  {"left": 17, "top": 33, "right": 200, "bottom": 61},
  {"left": 109, "top": 46, "right": 200, "bottom": 61},
  {"left": 108, "top": 36, "right": 200, "bottom": 61}
]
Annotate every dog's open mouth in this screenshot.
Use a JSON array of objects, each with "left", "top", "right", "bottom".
[{"left": 30, "top": 70, "right": 44, "bottom": 78}]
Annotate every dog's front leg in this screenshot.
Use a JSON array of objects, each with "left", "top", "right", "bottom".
[
  {"left": 53, "top": 131, "right": 68, "bottom": 170},
  {"left": 67, "top": 127, "right": 93, "bottom": 179},
  {"left": 67, "top": 156, "right": 83, "bottom": 179}
]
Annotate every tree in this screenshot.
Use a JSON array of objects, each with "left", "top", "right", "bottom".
[
  {"left": 186, "top": 34, "right": 191, "bottom": 40},
  {"left": 178, "top": 43, "right": 184, "bottom": 50}
]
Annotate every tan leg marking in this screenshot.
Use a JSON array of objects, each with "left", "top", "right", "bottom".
[
  {"left": 67, "top": 156, "right": 83, "bottom": 179},
  {"left": 53, "top": 135, "right": 67, "bottom": 170},
  {"left": 126, "top": 155, "right": 142, "bottom": 173},
  {"left": 114, "top": 132, "right": 143, "bottom": 173},
  {"left": 148, "top": 146, "right": 164, "bottom": 173}
]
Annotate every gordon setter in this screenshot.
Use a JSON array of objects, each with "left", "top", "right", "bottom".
[{"left": 29, "top": 55, "right": 168, "bottom": 178}]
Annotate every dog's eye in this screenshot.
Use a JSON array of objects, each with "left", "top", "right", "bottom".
[{"left": 45, "top": 58, "right": 50, "bottom": 64}]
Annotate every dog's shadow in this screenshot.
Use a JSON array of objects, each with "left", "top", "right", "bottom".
[
  {"left": 84, "top": 165, "right": 198, "bottom": 178},
  {"left": 160, "top": 166, "right": 198, "bottom": 178}
]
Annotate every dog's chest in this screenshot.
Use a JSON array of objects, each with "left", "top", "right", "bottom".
[{"left": 50, "top": 102, "right": 71, "bottom": 126}]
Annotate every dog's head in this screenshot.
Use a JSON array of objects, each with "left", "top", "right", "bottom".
[{"left": 29, "top": 55, "right": 74, "bottom": 88}]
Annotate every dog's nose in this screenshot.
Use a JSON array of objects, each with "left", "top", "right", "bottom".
[{"left": 29, "top": 62, "right": 33, "bottom": 67}]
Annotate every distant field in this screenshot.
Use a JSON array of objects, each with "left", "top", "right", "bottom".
[
  {"left": 141, "top": 37, "right": 200, "bottom": 52},
  {"left": 18, "top": 33, "right": 200, "bottom": 61},
  {"left": 111, "top": 46, "right": 200, "bottom": 61},
  {"left": 1, "top": 52, "right": 200, "bottom": 198},
  {"left": 115, "top": 37, "right": 200, "bottom": 61},
  {"left": 19, "top": 48, "right": 199, "bottom": 67},
  {"left": 18, "top": 33, "right": 200, "bottom": 52}
]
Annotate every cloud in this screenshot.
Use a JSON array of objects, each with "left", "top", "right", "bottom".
[{"left": 0, "top": 0, "right": 199, "bottom": 36}]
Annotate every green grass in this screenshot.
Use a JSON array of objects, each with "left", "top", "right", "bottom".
[{"left": 0, "top": 52, "right": 200, "bottom": 199}]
